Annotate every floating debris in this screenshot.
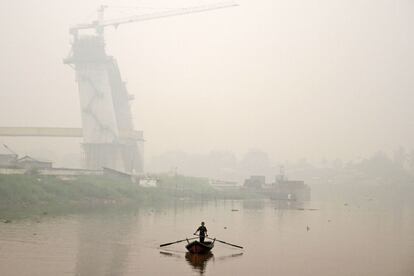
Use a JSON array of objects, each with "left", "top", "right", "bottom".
[
  {"left": 306, "top": 225, "right": 310, "bottom": 231},
  {"left": 231, "top": 209, "right": 239, "bottom": 212}
]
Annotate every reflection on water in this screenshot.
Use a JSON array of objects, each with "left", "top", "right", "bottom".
[
  {"left": 242, "top": 199, "right": 266, "bottom": 210},
  {"left": 216, "top": 252, "right": 243, "bottom": 260},
  {"left": 185, "top": 252, "right": 214, "bottom": 275},
  {"left": 75, "top": 214, "right": 136, "bottom": 276},
  {"left": 243, "top": 198, "right": 307, "bottom": 211},
  {"left": 159, "top": 250, "right": 214, "bottom": 275},
  {"left": 160, "top": 250, "right": 243, "bottom": 275},
  {"left": 272, "top": 199, "right": 305, "bottom": 210}
]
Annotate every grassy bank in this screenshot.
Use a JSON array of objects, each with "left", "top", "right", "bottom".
[{"left": 0, "top": 174, "right": 255, "bottom": 220}]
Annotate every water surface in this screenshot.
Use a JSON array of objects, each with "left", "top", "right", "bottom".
[{"left": 0, "top": 198, "right": 413, "bottom": 275}]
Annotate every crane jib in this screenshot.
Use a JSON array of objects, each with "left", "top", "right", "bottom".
[{"left": 69, "top": 2, "right": 238, "bottom": 34}]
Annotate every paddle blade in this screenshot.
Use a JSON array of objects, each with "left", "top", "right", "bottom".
[
  {"left": 216, "top": 239, "right": 243, "bottom": 249},
  {"left": 160, "top": 237, "right": 197, "bottom": 247},
  {"left": 205, "top": 236, "right": 243, "bottom": 249},
  {"left": 160, "top": 241, "right": 177, "bottom": 247}
]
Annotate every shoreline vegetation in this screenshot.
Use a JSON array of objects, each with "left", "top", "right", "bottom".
[
  {"left": 0, "top": 174, "right": 260, "bottom": 220},
  {"left": 1, "top": 173, "right": 412, "bottom": 221}
]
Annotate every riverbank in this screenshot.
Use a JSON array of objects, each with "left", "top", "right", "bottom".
[{"left": 0, "top": 174, "right": 257, "bottom": 220}]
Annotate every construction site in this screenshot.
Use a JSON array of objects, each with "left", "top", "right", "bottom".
[{"left": 0, "top": 3, "right": 237, "bottom": 177}]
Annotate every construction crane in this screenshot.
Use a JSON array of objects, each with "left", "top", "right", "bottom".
[
  {"left": 3, "top": 144, "right": 18, "bottom": 156},
  {"left": 70, "top": 2, "right": 238, "bottom": 40},
  {"left": 64, "top": 2, "right": 237, "bottom": 173}
]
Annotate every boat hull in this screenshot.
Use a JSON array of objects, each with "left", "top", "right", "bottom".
[{"left": 186, "top": 240, "right": 214, "bottom": 254}]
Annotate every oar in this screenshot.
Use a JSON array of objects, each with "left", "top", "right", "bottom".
[
  {"left": 160, "top": 237, "right": 197, "bottom": 247},
  {"left": 194, "top": 234, "right": 244, "bottom": 249},
  {"left": 209, "top": 237, "right": 243, "bottom": 249}
]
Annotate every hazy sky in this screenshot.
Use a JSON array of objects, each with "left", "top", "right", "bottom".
[{"left": 0, "top": 0, "right": 413, "bottom": 165}]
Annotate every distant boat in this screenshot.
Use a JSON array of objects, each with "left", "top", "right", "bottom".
[{"left": 186, "top": 240, "right": 215, "bottom": 254}]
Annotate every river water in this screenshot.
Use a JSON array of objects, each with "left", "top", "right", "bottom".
[{"left": 0, "top": 195, "right": 413, "bottom": 276}]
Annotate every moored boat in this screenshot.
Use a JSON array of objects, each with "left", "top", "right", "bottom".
[{"left": 186, "top": 240, "right": 215, "bottom": 254}]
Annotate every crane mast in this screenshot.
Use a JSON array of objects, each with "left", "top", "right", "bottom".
[{"left": 64, "top": 3, "right": 237, "bottom": 173}]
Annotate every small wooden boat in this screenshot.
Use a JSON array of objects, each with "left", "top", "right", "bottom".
[{"left": 185, "top": 239, "right": 215, "bottom": 254}]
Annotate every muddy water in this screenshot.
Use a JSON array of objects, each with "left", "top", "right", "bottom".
[{"left": 0, "top": 199, "right": 413, "bottom": 276}]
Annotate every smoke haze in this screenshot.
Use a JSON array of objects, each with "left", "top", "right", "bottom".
[{"left": 0, "top": 0, "right": 413, "bottom": 167}]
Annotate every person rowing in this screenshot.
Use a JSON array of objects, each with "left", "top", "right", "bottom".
[{"left": 194, "top": 221, "right": 208, "bottom": 243}]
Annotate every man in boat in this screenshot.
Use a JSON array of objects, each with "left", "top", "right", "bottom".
[{"left": 194, "top": 221, "right": 208, "bottom": 243}]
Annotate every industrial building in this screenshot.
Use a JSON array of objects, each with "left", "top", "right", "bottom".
[
  {"left": 0, "top": 153, "right": 17, "bottom": 167},
  {"left": 243, "top": 175, "right": 266, "bottom": 189},
  {"left": 243, "top": 169, "right": 311, "bottom": 201}
]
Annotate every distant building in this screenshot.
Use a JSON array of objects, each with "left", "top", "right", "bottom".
[
  {"left": 209, "top": 179, "right": 240, "bottom": 191},
  {"left": 271, "top": 178, "right": 311, "bottom": 201},
  {"left": 243, "top": 167, "right": 311, "bottom": 201},
  {"left": 0, "top": 145, "right": 18, "bottom": 167},
  {"left": 0, "top": 153, "right": 18, "bottom": 167},
  {"left": 138, "top": 177, "right": 158, "bottom": 188},
  {"left": 244, "top": 175, "right": 266, "bottom": 189},
  {"left": 17, "top": 155, "right": 53, "bottom": 170},
  {"left": 264, "top": 166, "right": 311, "bottom": 201}
]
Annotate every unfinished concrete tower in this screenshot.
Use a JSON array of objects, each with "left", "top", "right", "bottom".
[
  {"left": 64, "top": 8, "right": 143, "bottom": 173},
  {"left": 64, "top": 3, "right": 237, "bottom": 173}
]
